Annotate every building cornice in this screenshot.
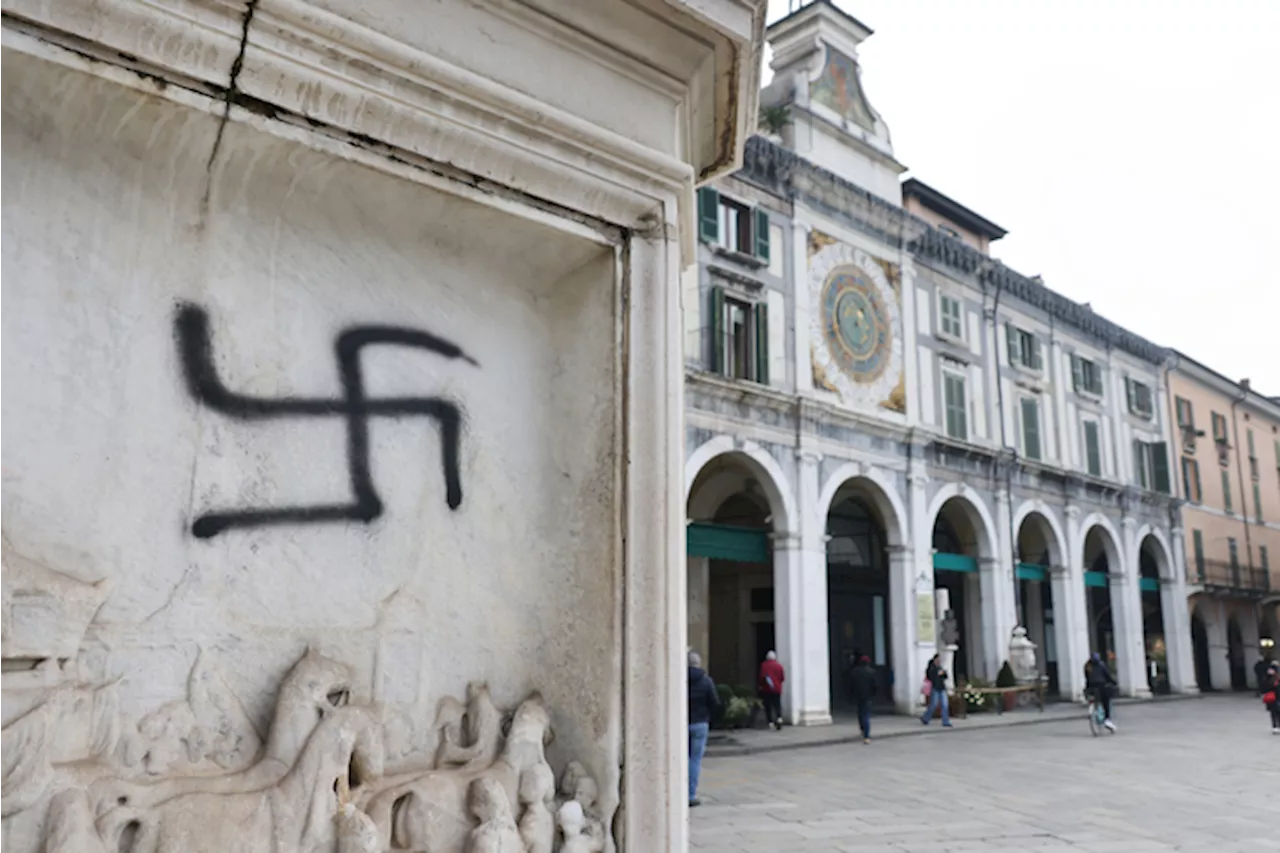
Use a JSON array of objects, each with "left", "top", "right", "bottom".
[
  {"left": 1166, "top": 350, "right": 1280, "bottom": 421},
  {"left": 736, "top": 135, "right": 1168, "bottom": 365}
]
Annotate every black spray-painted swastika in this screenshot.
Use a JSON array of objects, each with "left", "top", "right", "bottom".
[{"left": 175, "top": 303, "right": 477, "bottom": 539}]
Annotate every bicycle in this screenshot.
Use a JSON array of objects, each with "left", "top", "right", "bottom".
[{"left": 1085, "top": 688, "right": 1115, "bottom": 737}]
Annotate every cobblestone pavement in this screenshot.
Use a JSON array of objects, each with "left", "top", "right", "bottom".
[{"left": 690, "top": 696, "right": 1280, "bottom": 853}]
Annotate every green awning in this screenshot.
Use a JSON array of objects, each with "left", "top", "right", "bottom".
[
  {"left": 1084, "top": 570, "right": 1108, "bottom": 588},
  {"left": 933, "top": 552, "right": 978, "bottom": 573},
  {"left": 1016, "top": 563, "right": 1047, "bottom": 582},
  {"left": 1139, "top": 577, "right": 1160, "bottom": 593},
  {"left": 686, "top": 522, "right": 769, "bottom": 564}
]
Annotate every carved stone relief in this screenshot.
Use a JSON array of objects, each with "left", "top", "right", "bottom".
[{"left": 2, "top": 640, "right": 610, "bottom": 853}]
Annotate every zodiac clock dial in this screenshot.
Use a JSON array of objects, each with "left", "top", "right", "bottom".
[{"left": 809, "top": 242, "right": 903, "bottom": 408}]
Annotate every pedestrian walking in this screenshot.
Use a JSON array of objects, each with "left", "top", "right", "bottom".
[
  {"left": 758, "top": 651, "right": 785, "bottom": 731},
  {"left": 850, "top": 654, "right": 877, "bottom": 743},
  {"left": 1262, "top": 661, "right": 1280, "bottom": 734},
  {"left": 919, "top": 653, "right": 952, "bottom": 727},
  {"left": 687, "top": 651, "right": 720, "bottom": 807},
  {"left": 1254, "top": 657, "right": 1270, "bottom": 696},
  {"left": 1084, "top": 652, "right": 1118, "bottom": 732}
]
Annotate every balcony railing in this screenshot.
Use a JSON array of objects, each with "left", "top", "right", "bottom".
[{"left": 1195, "top": 559, "right": 1271, "bottom": 595}]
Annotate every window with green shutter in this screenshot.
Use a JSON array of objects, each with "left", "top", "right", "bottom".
[
  {"left": 1150, "top": 441, "right": 1170, "bottom": 494},
  {"left": 1072, "top": 355, "right": 1103, "bottom": 396},
  {"left": 754, "top": 208, "right": 771, "bottom": 262},
  {"left": 1021, "top": 397, "right": 1041, "bottom": 460},
  {"left": 1261, "top": 545, "right": 1270, "bottom": 574},
  {"left": 1254, "top": 481, "right": 1263, "bottom": 522},
  {"left": 754, "top": 301, "right": 769, "bottom": 386},
  {"left": 939, "top": 295, "right": 963, "bottom": 339},
  {"left": 1181, "top": 456, "right": 1202, "bottom": 502},
  {"left": 1222, "top": 468, "right": 1233, "bottom": 514},
  {"left": 1134, "top": 439, "right": 1150, "bottom": 489},
  {"left": 1083, "top": 420, "right": 1102, "bottom": 477},
  {"left": 697, "top": 187, "right": 719, "bottom": 244},
  {"left": 943, "top": 371, "right": 967, "bottom": 440},
  {"left": 709, "top": 286, "right": 725, "bottom": 374},
  {"left": 1125, "top": 377, "right": 1154, "bottom": 418},
  {"left": 1192, "top": 529, "right": 1205, "bottom": 580}
]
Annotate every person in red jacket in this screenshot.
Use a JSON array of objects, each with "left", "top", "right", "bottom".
[{"left": 758, "top": 651, "right": 785, "bottom": 731}]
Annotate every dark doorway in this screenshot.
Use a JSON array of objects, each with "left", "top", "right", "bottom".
[
  {"left": 826, "top": 493, "right": 891, "bottom": 711},
  {"left": 754, "top": 620, "right": 776, "bottom": 678},
  {"left": 1191, "top": 611, "right": 1212, "bottom": 691},
  {"left": 1228, "top": 618, "right": 1247, "bottom": 691}
]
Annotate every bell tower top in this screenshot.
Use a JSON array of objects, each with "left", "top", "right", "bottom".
[{"left": 762, "top": 1, "right": 905, "bottom": 203}]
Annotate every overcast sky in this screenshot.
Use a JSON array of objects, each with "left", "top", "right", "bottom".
[{"left": 764, "top": 0, "right": 1280, "bottom": 393}]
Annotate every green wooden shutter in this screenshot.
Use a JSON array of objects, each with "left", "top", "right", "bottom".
[
  {"left": 1194, "top": 459, "right": 1202, "bottom": 502},
  {"left": 754, "top": 301, "right": 769, "bottom": 385},
  {"left": 1021, "top": 398, "right": 1041, "bottom": 460},
  {"left": 1247, "top": 429, "right": 1256, "bottom": 456},
  {"left": 1192, "top": 529, "right": 1205, "bottom": 579},
  {"left": 1222, "top": 469, "right": 1233, "bottom": 514},
  {"left": 1029, "top": 335, "right": 1042, "bottom": 370},
  {"left": 1005, "top": 323, "right": 1018, "bottom": 365},
  {"left": 697, "top": 187, "right": 719, "bottom": 244},
  {"left": 754, "top": 208, "right": 771, "bottom": 262},
  {"left": 1254, "top": 482, "right": 1263, "bottom": 522},
  {"left": 944, "top": 374, "right": 967, "bottom": 440},
  {"left": 1125, "top": 378, "right": 1135, "bottom": 413},
  {"left": 1261, "top": 545, "right": 1270, "bottom": 573},
  {"left": 1151, "top": 441, "right": 1170, "bottom": 494},
  {"left": 1071, "top": 355, "right": 1082, "bottom": 392},
  {"left": 709, "top": 286, "right": 725, "bottom": 374},
  {"left": 1084, "top": 421, "right": 1101, "bottom": 476}
]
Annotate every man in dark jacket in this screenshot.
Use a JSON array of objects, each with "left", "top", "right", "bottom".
[
  {"left": 919, "top": 653, "right": 952, "bottom": 727},
  {"left": 1262, "top": 661, "right": 1280, "bottom": 734},
  {"left": 687, "top": 651, "right": 720, "bottom": 807},
  {"left": 1084, "top": 652, "right": 1118, "bottom": 731},
  {"left": 850, "top": 655, "right": 877, "bottom": 743}
]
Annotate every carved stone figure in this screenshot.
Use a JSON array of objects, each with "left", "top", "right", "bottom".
[
  {"left": 94, "top": 705, "right": 383, "bottom": 853},
  {"left": 466, "top": 776, "right": 523, "bottom": 853},
  {"left": 517, "top": 763, "right": 555, "bottom": 853},
  {"left": 557, "top": 799, "right": 604, "bottom": 853},
  {"left": 91, "top": 649, "right": 354, "bottom": 815},
  {"left": 435, "top": 682, "right": 502, "bottom": 772},
  {"left": 334, "top": 802, "right": 380, "bottom": 853}
]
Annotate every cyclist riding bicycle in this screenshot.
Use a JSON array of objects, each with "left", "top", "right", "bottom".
[{"left": 1084, "top": 652, "right": 1118, "bottom": 732}]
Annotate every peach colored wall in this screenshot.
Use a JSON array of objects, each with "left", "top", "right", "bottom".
[
  {"left": 903, "top": 197, "right": 990, "bottom": 254},
  {"left": 1167, "top": 368, "right": 1280, "bottom": 586}
]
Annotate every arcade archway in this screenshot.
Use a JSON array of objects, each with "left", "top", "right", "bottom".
[
  {"left": 1082, "top": 524, "right": 1123, "bottom": 676},
  {"left": 931, "top": 495, "right": 995, "bottom": 682},
  {"left": 1015, "top": 510, "right": 1065, "bottom": 695},
  {"left": 1138, "top": 534, "right": 1170, "bottom": 694}
]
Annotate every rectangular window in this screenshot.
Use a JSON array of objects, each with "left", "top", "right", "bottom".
[
  {"left": 1083, "top": 420, "right": 1102, "bottom": 477},
  {"left": 1192, "top": 529, "right": 1205, "bottom": 580},
  {"left": 1006, "top": 323, "right": 1042, "bottom": 371},
  {"left": 1071, "top": 355, "right": 1104, "bottom": 396},
  {"left": 1125, "top": 377, "right": 1154, "bottom": 419},
  {"left": 1175, "top": 396, "right": 1195, "bottom": 428},
  {"left": 1261, "top": 545, "right": 1270, "bottom": 574},
  {"left": 1248, "top": 429, "right": 1259, "bottom": 480},
  {"left": 1132, "top": 440, "right": 1169, "bottom": 493},
  {"left": 1228, "top": 537, "right": 1239, "bottom": 570},
  {"left": 1211, "top": 411, "right": 1228, "bottom": 444},
  {"left": 1021, "top": 397, "right": 1042, "bottom": 460},
  {"left": 1181, "top": 456, "right": 1202, "bottom": 502},
  {"left": 696, "top": 187, "right": 771, "bottom": 262},
  {"left": 943, "top": 370, "right": 968, "bottom": 441},
  {"left": 709, "top": 286, "right": 769, "bottom": 385},
  {"left": 1222, "top": 468, "right": 1233, "bottom": 514},
  {"left": 939, "top": 294, "right": 964, "bottom": 340},
  {"left": 1254, "top": 482, "right": 1264, "bottom": 522}
]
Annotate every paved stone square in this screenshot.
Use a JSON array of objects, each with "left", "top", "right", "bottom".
[{"left": 690, "top": 696, "right": 1279, "bottom": 853}]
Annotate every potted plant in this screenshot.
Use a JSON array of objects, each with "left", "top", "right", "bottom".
[{"left": 996, "top": 661, "right": 1018, "bottom": 711}]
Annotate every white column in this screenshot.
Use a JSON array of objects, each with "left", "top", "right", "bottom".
[
  {"left": 889, "top": 544, "right": 925, "bottom": 713},
  {"left": 1114, "top": 517, "right": 1150, "bottom": 697},
  {"left": 686, "top": 556, "right": 710, "bottom": 663},
  {"left": 978, "top": 557, "right": 1003, "bottom": 680},
  {"left": 1163, "top": 523, "right": 1198, "bottom": 694},
  {"left": 1050, "top": 565, "right": 1085, "bottom": 699},
  {"left": 1206, "top": 600, "right": 1231, "bottom": 690},
  {"left": 774, "top": 451, "right": 831, "bottom": 726},
  {"left": 987, "top": 486, "right": 1019, "bottom": 677},
  {"left": 1063, "top": 504, "right": 1091, "bottom": 701}
]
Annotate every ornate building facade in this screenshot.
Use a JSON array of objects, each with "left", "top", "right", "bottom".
[{"left": 684, "top": 1, "right": 1196, "bottom": 723}]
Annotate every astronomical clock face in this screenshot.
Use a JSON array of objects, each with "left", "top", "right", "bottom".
[{"left": 810, "top": 241, "right": 903, "bottom": 409}]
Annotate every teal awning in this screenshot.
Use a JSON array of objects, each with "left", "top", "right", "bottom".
[
  {"left": 1139, "top": 577, "right": 1160, "bottom": 593},
  {"left": 1016, "top": 563, "right": 1047, "bottom": 582},
  {"left": 686, "top": 522, "right": 769, "bottom": 564},
  {"left": 933, "top": 552, "right": 978, "bottom": 573},
  {"left": 1084, "top": 570, "right": 1108, "bottom": 588}
]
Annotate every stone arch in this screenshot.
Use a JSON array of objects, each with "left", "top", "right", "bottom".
[
  {"left": 1133, "top": 524, "right": 1175, "bottom": 580},
  {"left": 926, "top": 483, "right": 998, "bottom": 560},
  {"left": 816, "top": 461, "right": 907, "bottom": 547},
  {"left": 1077, "top": 512, "right": 1123, "bottom": 571},
  {"left": 1012, "top": 500, "right": 1068, "bottom": 567},
  {"left": 685, "top": 435, "right": 795, "bottom": 533}
]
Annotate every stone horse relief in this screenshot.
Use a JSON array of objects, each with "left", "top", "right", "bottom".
[{"left": 2, "top": 645, "right": 610, "bottom": 853}]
